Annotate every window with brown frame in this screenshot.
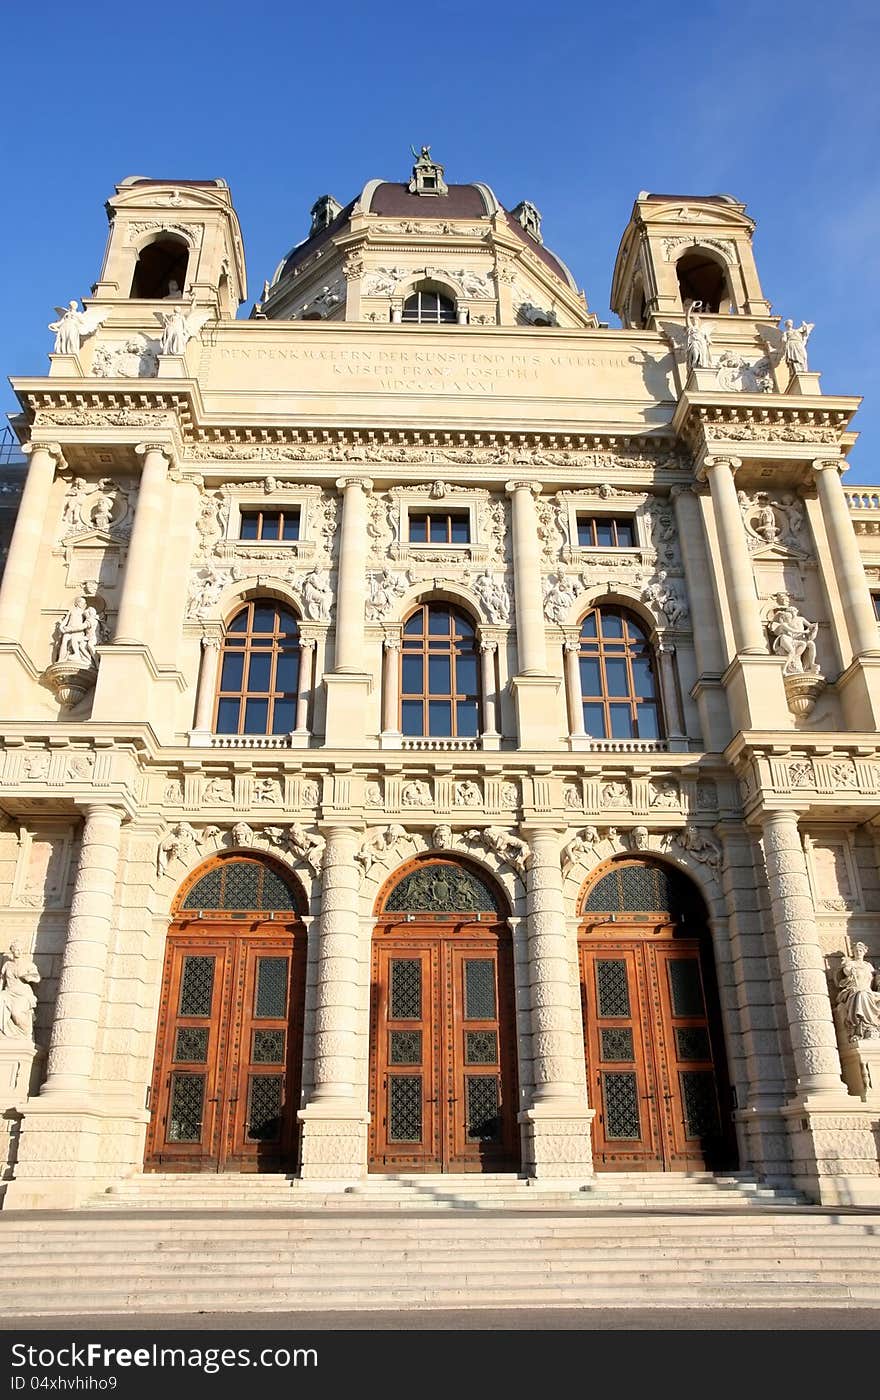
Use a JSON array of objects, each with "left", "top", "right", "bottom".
[
  {"left": 576, "top": 515, "right": 636, "bottom": 548},
  {"left": 408, "top": 510, "right": 470, "bottom": 545},
  {"left": 401, "top": 289, "right": 456, "bottom": 324},
  {"left": 578, "top": 605, "right": 662, "bottom": 740},
  {"left": 872, "top": 592, "right": 880, "bottom": 623},
  {"left": 401, "top": 603, "right": 480, "bottom": 738},
  {"left": 239, "top": 509, "right": 300, "bottom": 542},
  {"left": 214, "top": 600, "right": 300, "bottom": 736}
]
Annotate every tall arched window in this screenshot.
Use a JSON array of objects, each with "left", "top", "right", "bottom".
[
  {"left": 578, "top": 605, "right": 662, "bottom": 740},
  {"left": 130, "top": 236, "right": 189, "bottom": 299},
  {"left": 401, "top": 603, "right": 480, "bottom": 738},
  {"left": 214, "top": 600, "right": 300, "bottom": 736},
  {"left": 402, "top": 288, "right": 457, "bottom": 324},
  {"left": 675, "top": 251, "right": 731, "bottom": 315}
]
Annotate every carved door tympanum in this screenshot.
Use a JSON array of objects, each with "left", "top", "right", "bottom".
[
  {"left": 145, "top": 855, "right": 306, "bottom": 1173},
  {"left": 369, "top": 858, "right": 520, "bottom": 1173},
  {"left": 579, "top": 859, "right": 736, "bottom": 1172}
]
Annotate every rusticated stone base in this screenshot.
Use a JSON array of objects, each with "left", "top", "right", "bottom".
[
  {"left": 733, "top": 1104, "right": 793, "bottom": 1186},
  {"left": 3, "top": 1099, "right": 150, "bottom": 1210},
  {"left": 781, "top": 1098, "right": 880, "bottom": 1205},
  {"left": 297, "top": 1104, "right": 369, "bottom": 1181},
  {"left": 519, "top": 1105, "right": 595, "bottom": 1180}
]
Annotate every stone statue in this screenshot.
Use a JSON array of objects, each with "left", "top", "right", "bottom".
[
  {"left": 685, "top": 302, "right": 713, "bottom": 370},
  {"left": 48, "top": 301, "right": 109, "bottom": 355},
  {"left": 562, "top": 827, "right": 600, "bottom": 870},
  {"left": 465, "top": 826, "right": 531, "bottom": 874},
  {"left": 663, "top": 824, "right": 722, "bottom": 871},
  {"left": 163, "top": 280, "right": 183, "bottom": 299},
  {"left": 431, "top": 824, "right": 456, "bottom": 851},
  {"left": 301, "top": 568, "right": 333, "bottom": 623},
  {"left": 0, "top": 942, "right": 40, "bottom": 1039},
  {"left": 158, "top": 299, "right": 212, "bottom": 356},
  {"left": 782, "top": 319, "right": 815, "bottom": 375},
  {"left": 473, "top": 571, "right": 511, "bottom": 624},
  {"left": 641, "top": 571, "right": 688, "bottom": 626},
  {"left": 629, "top": 825, "right": 650, "bottom": 851},
  {"left": 55, "top": 597, "right": 99, "bottom": 667},
  {"left": 542, "top": 573, "right": 579, "bottom": 624},
  {"left": 366, "top": 568, "right": 409, "bottom": 620},
  {"left": 61, "top": 478, "right": 89, "bottom": 532},
  {"left": 157, "top": 821, "right": 200, "bottom": 875},
  {"left": 356, "top": 824, "right": 409, "bottom": 875},
  {"left": 767, "top": 592, "right": 820, "bottom": 675},
  {"left": 231, "top": 821, "right": 255, "bottom": 848},
  {"left": 287, "top": 822, "right": 325, "bottom": 874},
  {"left": 836, "top": 943, "right": 880, "bottom": 1043}
]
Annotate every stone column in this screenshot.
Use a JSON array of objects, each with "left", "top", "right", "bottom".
[
  {"left": 657, "top": 641, "right": 686, "bottom": 743},
  {"left": 332, "top": 477, "right": 371, "bottom": 673},
  {"left": 114, "top": 444, "right": 170, "bottom": 646},
  {"left": 505, "top": 480, "right": 546, "bottom": 675},
  {"left": 0, "top": 442, "right": 63, "bottom": 644},
  {"left": 192, "top": 635, "right": 221, "bottom": 735},
  {"left": 381, "top": 638, "right": 401, "bottom": 736},
  {"left": 41, "top": 804, "right": 124, "bottom": 1097},
  {"left": 564, "top": 638, "right": 586, "bottom": 739},
  {"left": 518, "top": 826, "right": 594, "bottom": 1178},
  {"left": 298, "top": 825, "right": 369, "bottom": 1178},
  {"left": 294, "top": 638, "right": 316, "bottom": 736},
  {"left": 813, "top": 459, "right": 880, "bottom": 659},
  {"left": 700, "top": 457, "right": 765, "bottom": 655},
  {"left": 760, "top": 809, "right": 845, "bottom": 1097},
  {"left": 671, "top": 486, "right": 726, "bottom": 675},
  {"left": 480, "top": 640, "right": 499, "bottom": 738}
]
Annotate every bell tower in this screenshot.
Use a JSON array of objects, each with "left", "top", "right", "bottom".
[
  {"left": 90, "top": 176, "right": 247, "bottom": 318},
  {"left": 610, "top": 192, "right": 771, "bottom": 329}
]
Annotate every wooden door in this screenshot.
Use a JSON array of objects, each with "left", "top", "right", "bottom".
[
  {"left": 145, "top": 921, "right": 305, "bottom": 1172},
  {"left": 579, "top": 929, "right": 735, "bottom": 1171},
  {"left": 369, "top": 926, "right": 519, "bottom": 1172}
]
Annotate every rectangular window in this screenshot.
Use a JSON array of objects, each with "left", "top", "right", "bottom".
[
  {"left": 408, "top": 510, "right": 470, "bottom": 544},
  {"left": 873, "top": 593, "right": 880, "bottom": 623},
  {"left": 239, "top": 508, "right": 300, "bottom": 542},
  {"left": 576, "top": 516, "right": 635, "bottom": 548}
]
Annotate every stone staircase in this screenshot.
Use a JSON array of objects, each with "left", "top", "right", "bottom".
[{"left": 2, "top": 1172, "right": 878, "bottom": 1315}]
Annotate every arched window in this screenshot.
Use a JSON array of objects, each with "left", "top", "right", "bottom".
[
  {"left": 675, "top": 252, "right": 730, "bottom": 315},
  {"left": 401, "top": 602, "right": 479, "bottom": 738},
  {"left": 578, "top": 605, "right": 662, "bottom": 740},
  {"left": 130, "top": 237, "right": 189, "bottom": 299},
  {"left": 214, "top": 599, "right": 300, "bottom": 736},
  {"left": 402, "top": 288, "right": 457, "bottom": 324}
]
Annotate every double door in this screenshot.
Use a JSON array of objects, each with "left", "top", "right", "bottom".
[
  {"left": 146, "top": 921, "right": 305, "bottom": 1172},
  {"left": 580, "top": 928, "right": 735, "bottom": 1171},
  {"left": 369, "top": 926, "right": 519, "bottom": 1172}
]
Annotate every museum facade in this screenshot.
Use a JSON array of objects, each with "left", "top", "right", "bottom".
[{"left": 1, "top": 152, "right": 880, "bottom": 1209}]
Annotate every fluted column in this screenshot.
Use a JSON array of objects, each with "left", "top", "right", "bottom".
[
  {"left": 294, "top": 638, "right": 317, "bottom": 736},
  {"left": 0, "top": 442, "right": 63, "bottom": 643},
  {"left": 309, "top": 825, "right": 362, "bottom": 1101},
  {"left": 381, "top": 638, "right": 400, "bottom": 735},
  {"left": 760, "top": 809, "right": 845, "bottom": 1097},
  {"left": 700, "top": 457, "right": 765, "bottom": 655},
  {"left": 192, "top": 636, "right": 221, "bottom": 732},
  {"left": 333, "top": 477, "right": 372, "bottom": 673},
  {"left": 813, "top": 459, "right": 880, "bottom": 659},
  {"left": 506, "top": 480, "right": 546, "bottom": 675},
  {"left": 563, "top": 638, "right": 585, "bottom": 738},
  {"left": 114, "top": 443, "right": 170, "bottom": 645},
  {"left": 480, "top": 640, "right": 499, "bottom": 737},
  {"left": 523, "top": 828, "right": 583, "bottom": 1103},
  {"left": 41, "top": 804, "right": 123, "bottom": 1097}
]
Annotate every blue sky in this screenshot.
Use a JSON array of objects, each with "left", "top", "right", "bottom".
[{"left": 2, "top": 0, "right": 879, "bottom": 477}]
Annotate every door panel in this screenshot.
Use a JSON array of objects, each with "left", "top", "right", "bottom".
[
  {"left": 370, "top": 927, "right": 519, "bottom": 1173},
  {"left": 146, "top": 922, "right": 304, "bottom": 1172}
]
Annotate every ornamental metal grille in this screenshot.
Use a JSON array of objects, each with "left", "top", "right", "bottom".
[
  {"left": 385, "top": 863, "right": 499, "bottom": 914},
  {"left": 668, "top": 959, "right": 705, "bottom": 1017},
  {"left": 389, "top": 1031, "right": 422, "bottom": 1065},
  {"left": 466, "top": 1076, "right": 501, "bottom": 1141},
  {"left": 389, "top": 1076, "right": 422, "bottom": 1142},
  {"left": 602, "top": 1072, "right": 641, "bottom": 1139},
  {"left": 178, "top": 957, "right": 215, "bottom": 1018},
  {"left": 167, "top": 1073, "right": 205, "bottom": 1142},
  {"left": 675, "top": 1027, "right": 711, "bottom": 1062},
  {"left": 173, "top": 1027, "right": 209, "bottom": 1063},
  {"left": 680, "top": 1071, "right": 720, "bottom": 1140},
  {"left": 181, "top": 859, "right": 295, "bottom": 912},
  {"left": 595, "top": 959, "right": 630, "bottom": 1019},
  {"left": 252, "top": 1029, "right": 286, "bottom": 1064},
  {"left": 246, "top": 1075, "right": 283, "bottom": 1141},
  {"left": 255, "top": 958, "right": 288, "bottom": 1018},
  {"left": 583, "top": 862, "right": 691, "bottom": 914},
  {"left": 465, "top": 1030, "right": 498, "bottom": 1064},
  {"left": 464, "top": 960, "right": 496, "bottom": 1020},
  {"left": 390, "top": 960, "right": 422, "bottom": 1020},
  {"left": 600, "top": 1027, "right": 634, "bottom": 1062}
]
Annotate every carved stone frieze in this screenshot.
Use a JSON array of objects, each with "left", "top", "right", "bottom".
[{"left": 91, "top": 336, "right": 160, "bottom": 380}]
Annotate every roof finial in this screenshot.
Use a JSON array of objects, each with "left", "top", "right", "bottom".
[{"left": 408, "top": 144, "right": 447, "bottom": 197}]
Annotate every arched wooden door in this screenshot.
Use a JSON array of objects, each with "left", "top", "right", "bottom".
[
  {"left": 145, "top": 854, "right": 307, "bottom": 1173},
  {"left": 578, "top": 858, "right": 737, "bottom": 1172},
  {"left": 369, "top": 857, "right": 520, "bottom": 1174}
]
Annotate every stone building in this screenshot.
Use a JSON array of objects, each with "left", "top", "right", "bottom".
[{"left": 1, "top": 153, "right": 880, "bottom": 1210}]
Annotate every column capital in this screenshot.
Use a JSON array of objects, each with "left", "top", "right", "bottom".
[
  {"left": 22, "top": 441, "right": 65, "bottom": 468},
  {"left": 563, "top": 634, "right": 581, "bottom": 653},
  {"left": 134, "top": 442, "right": 171, "bottom": 462},
  {"left": 299, "top": 636, "right": 318, "bottom": 653},
  {"left": 200, "top": 633, "right": 222, "bottom": 653},
  {"left": 74, "top": 800, "right": 126, "bottom": 822},
  {"left": 812, "top": 457, "right": 845, "bottom": 475},
  {"left": 697, "top": 455, "right": 742, "bottom": 482},
  {"left": 479, "top": 638, "right": 498, "bottom": 655},
  {"left": 669, "top": 483, "right": 694, "bottom": 500},
  {"left": 505, "top": 479, "right": 541, "bottom": 496},
  {"left": 335, "top": 476, "right": 373, "bottom": 493},
  {"left": 383, "top": 636, "right": 402, "bottom": 652}
]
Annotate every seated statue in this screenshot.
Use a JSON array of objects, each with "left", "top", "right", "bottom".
[{"left": 836, "top": 943, "right": 880, "bottom": 1043}]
